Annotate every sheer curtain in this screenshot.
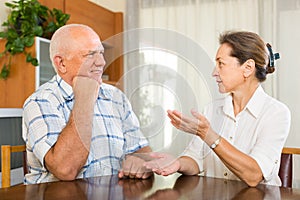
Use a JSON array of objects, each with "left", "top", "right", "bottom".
[{"left": 124, "top": 0, "right": 275, "bottom": 155}]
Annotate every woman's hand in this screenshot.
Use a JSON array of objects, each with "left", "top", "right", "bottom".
[
  {"left": 167, "top": 109, "right": 209, "bottom": 140},
  {"left": 167, "top": 109, "right": 219, "bottom": 146},
  {"left": 144, "top": 152, "right": 180, "bottom": 176}
]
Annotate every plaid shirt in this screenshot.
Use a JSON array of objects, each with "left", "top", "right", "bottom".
[{"left": 22, "top": 75, "right": 148, "bottom": 184}]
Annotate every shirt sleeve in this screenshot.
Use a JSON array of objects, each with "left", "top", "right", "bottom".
[
  {"left": 181, "top": 136, "right": 206, "bottom": 173},
  {"left": 249, "top": 101, "right": 291, "bottom": 182},
  {"left": 120, "top": 92, "right": 149, "bottom": 154},
  {"left": 23, "top": 95, "right": 66, "bottom": 168}
]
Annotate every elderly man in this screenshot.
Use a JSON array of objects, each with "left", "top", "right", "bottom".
[{"left": 22, "top": 24, "right": 152, "bottom": 184}]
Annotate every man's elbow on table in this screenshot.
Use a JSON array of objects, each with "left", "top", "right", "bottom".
[
  {"left": 45, "top": 152, "right": 80, "bottom": 181},
  {"left": 51, "top": 166, "right": 79, "bottom": 181}
]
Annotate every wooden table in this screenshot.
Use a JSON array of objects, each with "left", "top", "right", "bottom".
[{"left": 1, "top": 174, "right": 300, "bottom": 199}]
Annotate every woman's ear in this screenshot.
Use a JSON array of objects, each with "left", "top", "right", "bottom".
[
  {"left": 53, "top": 55, "right": 67, "bottom": 74},
  {"left": 243, "top": 59, "right": 255, "bottom": 78}
]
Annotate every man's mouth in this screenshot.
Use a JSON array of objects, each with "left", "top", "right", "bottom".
[{"left": 91, "top": 69, "right": 103, "bottom": 74}]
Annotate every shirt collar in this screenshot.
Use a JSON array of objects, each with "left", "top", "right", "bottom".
[
  {"left": 245, "top": 85, "right": 268, "bottom": 118},
  {"left": 54, "top": 75, "right": 112, "bottom": 101},
  {"left": 222, "top": 85, "right": 267, "bottom": 119}
]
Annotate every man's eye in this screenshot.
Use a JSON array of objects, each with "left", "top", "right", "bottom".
[
  {"left": 84, "top": 51, "right": 104, "bottom": 58},
  {"left": 86, "top": 52, "right": 96, "bottom": 57}
]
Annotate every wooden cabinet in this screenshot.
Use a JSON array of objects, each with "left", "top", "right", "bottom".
[
  {"left": 0, "top": 0, "right": 123, "bottom": 108},
  {"left": 0, "top": 40, "right": 36, "bottom": 108}
]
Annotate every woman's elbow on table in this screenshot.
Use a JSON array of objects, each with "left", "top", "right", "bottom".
[{"left": 243, "top": 173, "right": 263, "bottom": 187}]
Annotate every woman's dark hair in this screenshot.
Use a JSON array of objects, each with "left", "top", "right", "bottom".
[{"left": 219, "top": 31, "right": 275, "bottom": 82}]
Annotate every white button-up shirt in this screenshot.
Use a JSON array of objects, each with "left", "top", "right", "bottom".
[{"left": 183, "top": 85, "right": 291, "bottom": 186}]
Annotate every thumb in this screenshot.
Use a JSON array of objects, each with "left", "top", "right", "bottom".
[
  {"left": 148, "top": 152, "right": 164, "bottom": 159},
  {"left": 191, "top": 109, "right": 202, "bottom": 119}
]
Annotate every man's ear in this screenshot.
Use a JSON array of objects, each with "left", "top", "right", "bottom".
[
  {"left": 243, "top": 59, "right": 255, "bottom": 78},
  {"left": 53, "top": 55, "right": 67, "bottom": 74}
]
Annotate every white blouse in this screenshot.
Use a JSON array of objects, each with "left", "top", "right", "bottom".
[{"left": 183, "top": 85, "right": 291, "bottom": 186}]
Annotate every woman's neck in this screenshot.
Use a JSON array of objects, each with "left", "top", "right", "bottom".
[{"left": 231, "top": 83, "right": 260, "bottom": 116}]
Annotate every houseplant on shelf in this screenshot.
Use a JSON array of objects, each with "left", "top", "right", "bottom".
[{"left": 0, "top": 0, "right": 70, "bottom": 79}]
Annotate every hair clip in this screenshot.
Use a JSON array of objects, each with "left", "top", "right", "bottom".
[{"left": 266, "top": 43, "right": 280, "bottom": 67}]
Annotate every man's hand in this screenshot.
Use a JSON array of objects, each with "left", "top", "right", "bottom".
[
  {"left": 118, "top": 153, "right": 154, "bottom": 179},
  {"left": 73, "top": 76, "right": 100, "bottom": 104}
]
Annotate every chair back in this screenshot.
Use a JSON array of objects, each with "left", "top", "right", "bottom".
[
  {"left": 1, "top": 145, "right": 27, "bottom": 188},
  {"left": 279, "top": 147, "right": 300, "bottom": 188}
]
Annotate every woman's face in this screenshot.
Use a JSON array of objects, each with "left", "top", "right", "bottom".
[{"left": 212, "top": 43, "right": 245, "bottom": 94}]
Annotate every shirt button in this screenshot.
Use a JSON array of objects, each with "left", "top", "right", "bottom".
[
  {"left": 229, "top": 136, "right": 233, "bottom": 140},
  {"left": 224, "top": 172, "right": 228, "bottom": 176}
]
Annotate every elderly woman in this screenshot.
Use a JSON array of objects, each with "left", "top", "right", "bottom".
[{"left": 145, "top": 31, "right": 291, "bottom": 187}]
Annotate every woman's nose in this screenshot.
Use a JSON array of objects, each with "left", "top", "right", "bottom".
[{"left": 212, "top": 67, "right": 218, "bottom": 77}]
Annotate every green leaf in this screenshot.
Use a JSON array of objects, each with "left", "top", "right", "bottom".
[
  {"left": 31, "top": 58, "right": 38, "bottom": 66},
  {"left": 0, "top": 64, "right": 10, "bottom": 79},
  {"left": 26, "top": 53, "right": 33, "bottom": 62},
  {"left": 4, "top": 2, "right": 17, "bottom": 9},
  {"left": 7, "top": 29, "right": 19, "bottom": 39},
  {"left": 9, "top": 38, "right": 25, "bottom": 54},
  {"left": 23, "top": 36, "right": 35, "bottom": 47},
  {"left": 26, "top": 53, "right": 39, "bottom": 66},
  {"left": 33, "top": 26, "right": 43, "bottom": 36},
  {"left": 0, "top": 32, "right": 7, "bottom": 39}
]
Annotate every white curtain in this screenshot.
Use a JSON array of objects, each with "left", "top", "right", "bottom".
[{"left": 124, "top": 0, "right": 275, "bottom": 155}]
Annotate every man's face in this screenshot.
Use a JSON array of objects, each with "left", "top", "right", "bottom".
[{"left": 60, "top": 30, "right": 106, "bottom": 85}]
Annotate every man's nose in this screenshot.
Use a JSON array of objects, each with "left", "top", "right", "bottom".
[{"left": 94, "top": 53, "right": 106, "bottom": 67}]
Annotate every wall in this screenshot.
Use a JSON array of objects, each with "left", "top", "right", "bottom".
[
  {"left": 89, "top": 0, "right": 125, "bottom": 12},
  {"left": 0, "top": 0, "right": 11, "bottom": 32},
  {"left": 277, "top": 0, "right": 300, "bottom": 188}
]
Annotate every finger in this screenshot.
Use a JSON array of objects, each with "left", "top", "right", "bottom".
[
  {"left": 135, "top": 167, "right": 144, "bottom": 179},
  {"left": 172, "top": 110, "right": 182, "bottom": 118},
  {"left": 160, "top": 165, "right": 177, "bottom": 176},
  {"left": 148, "top": 152, "right": 165, "bottom": 159},
  {"left": 144, "top": 160, "right": 160, "bottom": 170},
  {"left": 191, "top": 109, "right": 207, "bottom": 123},
  {"left": 135, "top": 166, "right": 152, "bottom": 179},
  {"left": 141, "top": 171, "right": 153, "bottom": 179},
  {"left": 167, "top": 112, "right": 181, "bottom": 123},
  {"left": 118, "top": 170, "right": 124, "bottom": 178},
  {"left": 122, "top": 158, "right": 133, "bottom": 177},
  {"left": 152, "top": 168, "right": 163, "bottom": 175}
]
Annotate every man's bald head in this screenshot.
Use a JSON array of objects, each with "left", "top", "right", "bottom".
[{"left": 49, "top": 24, "right": 101, "bottom": 67}]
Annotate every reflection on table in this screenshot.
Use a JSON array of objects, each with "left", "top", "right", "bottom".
[{"left": 1, "top": 173, "right": 300, "bottom": 200}]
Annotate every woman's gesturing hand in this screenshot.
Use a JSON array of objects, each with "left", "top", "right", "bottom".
[{"left": 167, "top": 109, "right": 210, "bottom": 140}]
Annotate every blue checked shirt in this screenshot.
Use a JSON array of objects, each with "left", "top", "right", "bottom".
[{"left": 22, "top": 75, "right": 149, "bottom": 184}]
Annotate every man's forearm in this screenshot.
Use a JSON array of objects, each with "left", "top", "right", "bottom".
[{"left": 44, "top": 77, "right": 98, "bottom": 180}]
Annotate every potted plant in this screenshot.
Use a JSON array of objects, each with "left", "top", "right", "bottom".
[{"left": 0, "top": 0, "right": 70, "bottom": 79}]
